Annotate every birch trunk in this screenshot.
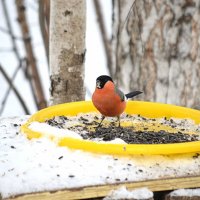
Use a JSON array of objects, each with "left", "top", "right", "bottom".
[
  {"left": 49, "top": 0, "right": 86, "bottom": 105},
  {"left": 112, "top": 0, "right": 200, "bottom": 108}
]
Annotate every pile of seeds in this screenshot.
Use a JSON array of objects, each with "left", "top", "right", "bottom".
[
  {"left": 45, "top": 114, "right": 200, "bottom": 144},
  {"left": 46, "top": 116, "right": 68, "bottom": 129},
  {"left": 81, "top": 127, "right": 199, "bottom": 144}
]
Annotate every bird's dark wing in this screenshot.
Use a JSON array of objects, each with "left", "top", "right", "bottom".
[
  {"left": 125, "top": 91, "right": 142, "bottom": 99},
  {"left": 115, "top": 87, "right": 125, "bottom": 101}
]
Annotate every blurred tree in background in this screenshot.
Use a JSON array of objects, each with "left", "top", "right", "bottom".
[
  {"left": 0, "top": 0, "right": 50, "bottom": 115},
  {"left": 111, "top": 0, "right": 200, "bottom": 108}
]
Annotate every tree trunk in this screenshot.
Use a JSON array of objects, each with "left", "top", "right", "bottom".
[
  {"left": 112, "top": 0, "right": 200, "bottom": 108},
  {"left": 49, "top": 0, "right": 86, "bottom": 105}
]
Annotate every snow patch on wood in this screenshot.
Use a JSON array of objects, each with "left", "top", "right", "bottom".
[
  {"left": 169, "top": 188, "right": 200, "bottom": 197},
  {"left": 104, "top": 186, "right": 153, "bottom": 200}
]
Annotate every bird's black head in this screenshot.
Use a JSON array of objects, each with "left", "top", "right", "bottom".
[{"left": 96, "top": 75, "right": 113, "bottom": 89}]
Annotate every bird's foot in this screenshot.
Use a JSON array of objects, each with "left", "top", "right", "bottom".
[
  {"left": 96, "top": 123, "right": 102, "bottom": 129},
  {"left": 95, "top": 116, "right": 105, "bottom": 129},
  {"left": 117, "top": 116, "right": 121, "bottom": 128}
]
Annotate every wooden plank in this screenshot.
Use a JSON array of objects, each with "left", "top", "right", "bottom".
[
  {"left": 7, "top": 176, "right": 200, "bottom": 200},
  {"left": 165, "top": 196, "right": 200, "bottom": 200}
]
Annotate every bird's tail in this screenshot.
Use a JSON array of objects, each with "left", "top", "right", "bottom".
[{"left": 125, "top": 91, "right": 142, "bottom": 99}]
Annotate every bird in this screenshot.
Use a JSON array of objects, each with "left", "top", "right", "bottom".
[{"left": 92, "top": 75, "right": 142, "bottom": 127}]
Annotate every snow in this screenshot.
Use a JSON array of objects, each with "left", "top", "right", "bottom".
[
  {"left": 105, "top": 138, "right": 127, "bottom": 144},
  {"left": 29, "top": 122, "right": 82, "bottom": 140},
  {"left": 1, "top": 116, "right": 200, "bottom": 199},
  {"left": 104, "top": 186, "right": 153, "bottom": 200},
  {"left": 169, "top": 188, "right": 200, "bottom": 197},
  {"left": 28, "top": 119, "right": 127, "bottom": 144}
]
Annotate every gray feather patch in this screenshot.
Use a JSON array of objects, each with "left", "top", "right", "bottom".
[{"left": 115, "top": 87, "right": 125, "bottom": 101}]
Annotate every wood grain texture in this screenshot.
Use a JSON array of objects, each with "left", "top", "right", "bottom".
[{"left": 6, "top": 176, "right": 200, "bottom": 200}]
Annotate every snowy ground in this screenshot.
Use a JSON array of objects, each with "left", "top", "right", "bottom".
[{"left": 1, "top": 116, "right": 200, "bottom": 199}]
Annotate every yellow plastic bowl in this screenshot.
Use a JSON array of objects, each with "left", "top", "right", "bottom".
[{"left": 21, "top": 101, "right": 200, "bottom": 155}]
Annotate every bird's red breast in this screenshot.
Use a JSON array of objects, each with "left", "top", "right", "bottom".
[{"left": 92, "top": 81, "right": 126, "bottom": 117}]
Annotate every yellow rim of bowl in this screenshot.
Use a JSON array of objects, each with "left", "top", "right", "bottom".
[{"left": 20, "top": 101, "right": 200, "bottom": 155}]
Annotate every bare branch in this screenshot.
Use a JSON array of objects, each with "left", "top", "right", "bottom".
[
  {"left": 44, "top": 0, "right": 50, "bottom": 31},
  {"left": 0, "top": 26, "right": 24, "bottom": 40},
  {"left": 15, "top": 0, "right": 47, "bottom": 110},
  {"left": 1, "top": 0, "right": 21, "bottom": 60},
  {"left": 38, "top": 0, "right": 49, "bottom": 64},
  {"left": 93, "top": 0, "right": 113, "bottom": 76},
  {"left": 1, "top": 0, "right": 38, "bottom": 114},
  {"left": 121, "top": 0, "right": 144, "bottom": 52},
  {"left": 0, "top": 61, "right": 22, "bottom": 115},
  {"left": 121, "top": 0, "right": 136, "bottom": 32},
  {"left": 0, "top": 58, "right": 30, "bottom": 115},
  {"left": 0, "top": 64, "right": 30, "bottom": 115},
  {"left": 21, "top": 58, "right": 39, "bottom": 110}
]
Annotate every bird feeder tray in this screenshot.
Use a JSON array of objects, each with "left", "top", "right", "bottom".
[{"left": 21, "top": 101, "right": 200, "bottom": 155}]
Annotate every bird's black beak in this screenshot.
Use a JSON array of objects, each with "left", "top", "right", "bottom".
[{"left": 96, "top": 80, "right": 101, "bottom": 89}]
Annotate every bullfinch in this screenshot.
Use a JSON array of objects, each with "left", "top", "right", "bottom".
[{"left": 92, "top": 75, "right": 142, "bottom": 127}]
